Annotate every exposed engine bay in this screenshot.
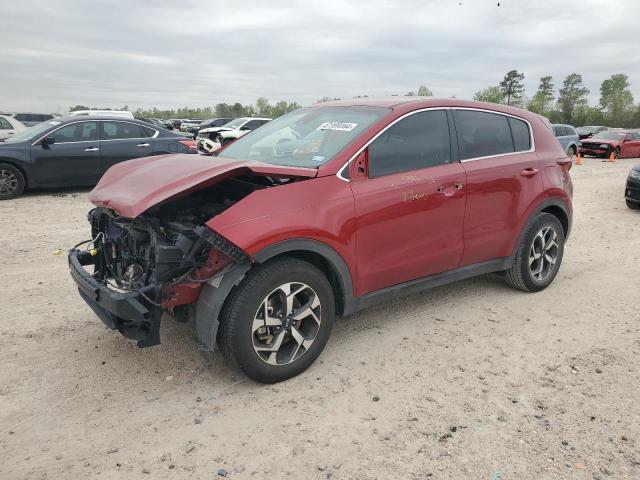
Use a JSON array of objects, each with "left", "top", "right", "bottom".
[
  {"left": 71, "top": 174, "right": 298, "bottom": 346},
  {"left": 88, "top": 175, "right": 293, "bottom": 292}
]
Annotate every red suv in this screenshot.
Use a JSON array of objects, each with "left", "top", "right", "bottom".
[{"left": 69, "top": 98, "right": 573, "bottom": 383}]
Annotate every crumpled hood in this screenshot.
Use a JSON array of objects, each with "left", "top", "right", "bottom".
[{"left": 88, "top": 154, "right": 317, "bottom": 218}]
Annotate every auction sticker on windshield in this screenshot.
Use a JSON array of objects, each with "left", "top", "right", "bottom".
[{"left": 317, "top": 122, "right": 358, "bottom": 131}]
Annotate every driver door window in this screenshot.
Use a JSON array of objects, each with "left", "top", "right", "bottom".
[
  {"left": 52, "top": 122, "right": 99, "bottom": 143},
  {"left": 368, "top": 110, "right": 451, "bottom": 178}
]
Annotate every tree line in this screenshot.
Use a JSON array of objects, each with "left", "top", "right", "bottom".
[
  {"left": 69, "top": 74, "right": 640, "bottom": 128},
  {"left": 70, "top": 97, "right": 301, "bottom": 121},
  {"left": 473, "top": 70, "right": 639, "bottom": 127}
]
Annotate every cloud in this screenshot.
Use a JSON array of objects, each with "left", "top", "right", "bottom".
[{"left": 1, "top": 0, "right": 639, "bottom": 113}]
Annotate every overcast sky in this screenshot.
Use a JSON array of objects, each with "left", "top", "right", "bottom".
[{"left": 1, "top": 0, "right": 639, "bottom": 113}]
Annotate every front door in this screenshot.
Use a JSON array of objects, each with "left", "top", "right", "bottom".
[
  {"left": 351, "top": 109, "right": 467, "bottom": 296},
  {"left": 621, "top": 133, "right": 640, "bottom": 158},
  {"left": 31, "top": 121, "right": 102, "bottom": 186}
]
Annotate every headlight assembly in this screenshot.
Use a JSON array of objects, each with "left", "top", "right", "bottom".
[{"left": 629, "top": 170, "right": 640, "bottom": 180}]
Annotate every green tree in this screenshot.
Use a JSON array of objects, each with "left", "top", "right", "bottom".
[
  {"left": 599, "top": 74, "right": 634, "bottom": 126},
  {"left": 558, "top": 73, "right": 589, "bottom": 124},
  {"left": 528, "top": 76, "right": 554, "bottom": 115},
  {"left": 70, "top": 105, "right": 90, "bottom": 111},
  {"left": 499, "top": 70, "right": 525, "bottom": 106},
  {"left": 417, "top": 85, "right": 433, "bottom": 96},
  {"left": 473, "top": 86, "right": 504, "bottom": 104}
]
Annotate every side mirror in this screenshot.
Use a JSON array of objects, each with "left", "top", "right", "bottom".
[
  {"left": 41, "top": 136, "right": 55, "bottom": 146},
  {"left": 239, "top": 125, "right": 251, "bottom": 131}
]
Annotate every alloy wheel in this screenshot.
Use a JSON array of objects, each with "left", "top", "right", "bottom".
[
  {"left": 0, "top": 169, "right": 18, "bottom": 196},
  {"left": 252, "top": 282, "right": 322, "bottom": 366},
  {"left": 528, "top": 226, "right": 559, "bottom": 282}
]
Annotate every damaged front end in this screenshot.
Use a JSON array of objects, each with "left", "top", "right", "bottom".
[{"left": 67, "top": 175, "right": 282, "bottom": 348}]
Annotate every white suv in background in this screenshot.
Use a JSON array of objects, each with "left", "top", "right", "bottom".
[
  {"left": 69, "top": 110, "right": 134, "bottom": 119},
  {"left": 196, "top": 117, "right": 271, "bottom": 154},
  {"left": 0, "top": 115, "right": 27, "bottom": 140}
]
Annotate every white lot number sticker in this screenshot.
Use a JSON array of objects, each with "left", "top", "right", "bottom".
[{"left": 317, "top": 122, "right": 358, "bottom": 132}]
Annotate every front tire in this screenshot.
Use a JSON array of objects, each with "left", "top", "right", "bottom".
[
  {"left": 505, "top": 213, "right": 565, "bottom": 292},
  {"left": 0, "top": 163, "right": 25, "bottom": 199},
  {"left": 218, "top": 257, "right": 335, "bottom": 383}
]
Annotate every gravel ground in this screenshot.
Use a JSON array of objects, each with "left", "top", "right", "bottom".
[{"left": 1, "top": 157, "right": 639, "bottom": 479}]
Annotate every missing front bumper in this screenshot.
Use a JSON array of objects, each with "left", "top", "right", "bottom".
[{"left": 68, "top": 249, "right": 162, "bottom": 347}]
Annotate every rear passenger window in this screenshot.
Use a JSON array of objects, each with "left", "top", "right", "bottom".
[
  {"left": 368, "top": 110, "right": 451, "bottom": 178},
  {"left": 509, "top": 117, "right": 531, "bottom": 151},
  {"left": 455, "top": 110, "right": 514, "bottom": 159},
  {"left": 141, "top": 125, "right": 156, "bottom": 137},
  {"left": 102, "top": 121, "right": 144, "bottom": 139}
]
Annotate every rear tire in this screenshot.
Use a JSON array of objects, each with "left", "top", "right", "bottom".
[
  {"left": 218, "top": 257, "right": 335, "bottom": 383},
  {"left": 505, "top": 213, "right": 565, "bottom": 292},
  {"left": 0, "top": 163, "right": 25, "bottom": 200},
  {"left": 627, "top": 199, "right": 640, "bottom": 210}
]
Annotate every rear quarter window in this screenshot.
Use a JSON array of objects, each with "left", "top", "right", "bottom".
[{"left": 509, "top": 117, "right": 531, "bottom": 151}]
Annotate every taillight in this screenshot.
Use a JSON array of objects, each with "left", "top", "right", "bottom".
[{"left": 178, "top": 140, "right": 197, "bottom": 152}]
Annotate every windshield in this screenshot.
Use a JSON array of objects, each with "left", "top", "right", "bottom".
[
  {"left": 222, "top": 118, "right": 248, "bottom": 129},
  {"left": 4, "top": 120, "right": 61, "bottom": 143},
  {"left": 592, "top": 131, "right": 624, "bottom": 141},
  {"left": 577, "top": 126, "right": 598, "bottom": 134},
  {"left": 220, "top": 106, "right": 389, "bottom": 167}
]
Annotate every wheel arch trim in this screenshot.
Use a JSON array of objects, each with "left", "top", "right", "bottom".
[
  {"left": 511, "top": 197, "right": 571, "bottom": 259},
  {"left": 252, "top": 238, "right": 355, "bottom": 316}
]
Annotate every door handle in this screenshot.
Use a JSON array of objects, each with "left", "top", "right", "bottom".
[
  {"left": 84, "top": 147, "right": 99, "bottom": 152},
  {"left": 136, "top": 143, "right": 150, "bottom": 147},
  {"left": 454, "top": 182, "right": 464, "bottom": 189},
  {"left": 520, "top": 168, "right": 539, "bottom": 177},
  {"left": 436, "top": 184, "right": 459, "bottom": 196}
]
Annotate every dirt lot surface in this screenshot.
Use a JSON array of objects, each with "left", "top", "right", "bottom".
[{"left": 1, "top": 158, "right": 639, "bottom": 480}]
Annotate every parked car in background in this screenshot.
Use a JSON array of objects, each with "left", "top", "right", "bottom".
[
  {"left": 0, "top": 115, "right": 27, "bottom": 140},
  {"left": 136, "top": 117, "right": 166, "bottom": 129},
  {"left": 626, "top": 164, "right": 640, "bottom": 209},
  {"left": 11, "top": 113, "right": 55, "bottom": 127},
  {"left": 0, "top": 116, "right": 196, "bottom": 199},
  {"left": 69, "top": 110, "right": 134, "bottom": 119},
  {"left": 579, "top": 130, "right": 640, "bottom": 159},
  {"left": 551, "top": 124, "right": 580, "bottom": 158},
  {"left": 196, "top": 117, "right": 271, "bottom": 154},
  {"left": 164, "top": 119, "right": 181, "bottom": 130},
  {"left": 179, "top": 119, "right": 204, "bottom": 132},
  {"left": 68, "top": 98, "right": 573, "bottom": 383},
  {"left": 183, "top": 118, "right": 233, "bottom": 136},
  {"left": 576, "top": 125, "right": 607, "bottom": 140}
]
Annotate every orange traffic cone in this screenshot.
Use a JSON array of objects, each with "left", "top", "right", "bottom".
[
  {"left": 608, "top": 150, "right": 616, "bottom": 162},
  {"left": 575, "top": 152, "right": 582, "bottom": 165}
]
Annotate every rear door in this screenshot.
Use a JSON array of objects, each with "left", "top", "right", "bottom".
[
  {"left": 351, "top": 109, "right": 467, "bottom": 295},
  {"left": 99, "top": 121, "right": 154, "bottom": 172},
  {"left": 30, "top": 120, "right": 102, "bottom": 185},
  {"left": 453, "top": 109, "right": 542, "bottom": 266}
]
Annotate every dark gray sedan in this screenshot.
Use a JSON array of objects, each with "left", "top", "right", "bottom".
[{"left": 0, "top": 116, "right": 196, "bottom": 199}]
